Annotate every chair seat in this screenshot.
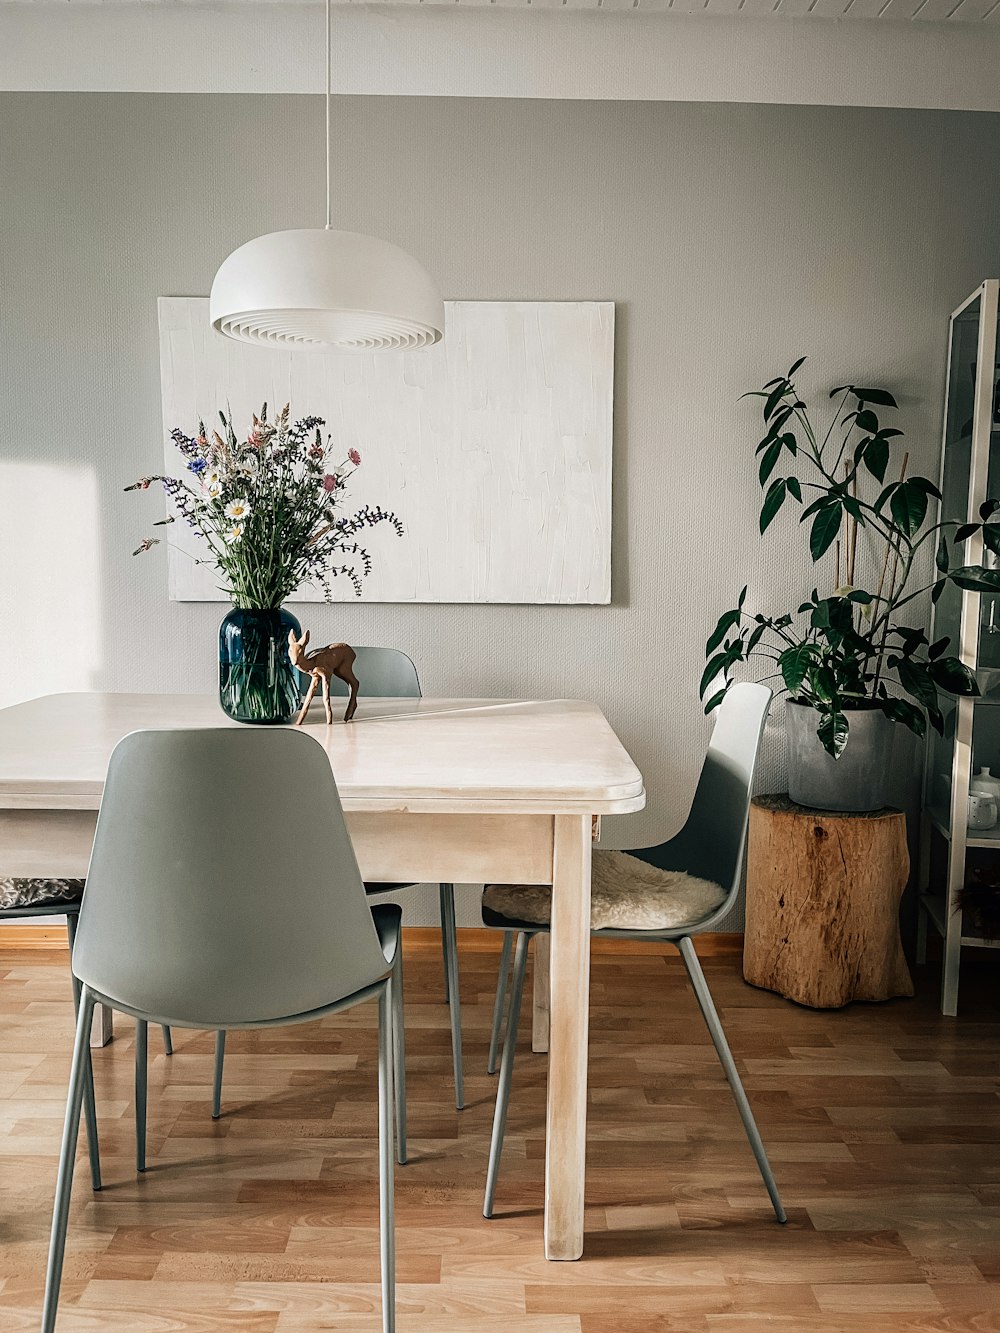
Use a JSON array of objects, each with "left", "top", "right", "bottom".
[
  {"left": 482, "top": 850, "right": 725, "bottom": 932},
  {"left": 0, "top": 878, "right": 84, "bottom": 911}
]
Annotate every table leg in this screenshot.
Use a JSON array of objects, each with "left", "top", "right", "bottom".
[
  {"left": 532, "top": 935, "right": 550, "bottom": 1054},
  {"left": 90, "top": 1004, "right": 113, "bottom": 1048},
  {"left": 544, "top": 813, "right": 591, "bottom": 1261}
]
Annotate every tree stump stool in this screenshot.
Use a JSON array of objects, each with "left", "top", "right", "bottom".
[{"left": 743, "top": 794, "right": 914, "bottom": 1008}]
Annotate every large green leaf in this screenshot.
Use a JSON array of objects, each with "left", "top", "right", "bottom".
[
  {"left": 703, "top": 688, "right": 727, "bottom": 716},
  {"left": 879, "top": 696, "right": 926, "bottom": 737},
  {"left": 889, "top": 480, "right": 928, "bottom": 538},
  {"left": 817, "top": 709, "right": 849, "bottom": 759},
  {"left": 864, "top": 437, "right": 889, "bottom": 483},
  {"left": 745, "top": 623, "right": 766, "bottom": 655},
  {"left": 891, "top": 625, "right": 928, "bottom": 656},
  {"left": 808, "top": 664, "right": 837, "bottom": 705},
  {"left": 912, "top": 476, "right": 942, "bottom": 501},
  {"left": 700, "top": 652, "right": 730, "bottom": 700},
  {"left": 949, "top": 566, "right": 1000, "bottom": 593},
  {"left": 759, "top": 479, "right": 788, "bottom": 534},
  {"left": 706, "top": 607, "right": 741, "bottom": 654},
  {"left": 763, "top": 382, "right": 788, "bottom": 422},
  {"left": 936, "top": 532, "right": 950, "bottom": 574},
  {"left": 786, "top": 355, "right": 807, "bottom": 378},
  {"left": 895, "top": 657, "right": 938, "bottom": 709},
  {"left": 810, "top": 503, "right": 842, "bottom": 561},
  {"left": 854, "top": 387, "right": 898, "bottom": 409},
  {"left": 758, "top": 438, "right": 783, "bottom": 485},
  {"left": 778, "top": 643, "right": 814, "bottom": 694},
  {"left": 874, "top": 482, "right": 897, "bottom": 514},
  {"left": 927, "top": 655, "right": 980, "bottom": 697}
]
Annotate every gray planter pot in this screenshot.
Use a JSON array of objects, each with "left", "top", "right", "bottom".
[{"left": 785, "top": 701, "right": 895, "bottom": 812}]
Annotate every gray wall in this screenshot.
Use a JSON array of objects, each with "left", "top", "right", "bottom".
[{"left": 2, "top": 94, "right": 999, "bottom": 925}]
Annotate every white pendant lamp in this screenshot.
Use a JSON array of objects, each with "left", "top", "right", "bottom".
[{"left": 210, "top": 0, "right": 444, "bottom": 352}]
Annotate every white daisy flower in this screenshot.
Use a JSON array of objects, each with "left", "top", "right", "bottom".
[
  {"left": 224, "top": 498, "right": 250, "bottom": 521},
  {"left": 206, "top": 481, "right": 222, "bottom": 499},
  {"left": 204, "top": 469, "right": 222, "bottom": 489},
  {"left": 226, "top": 523, "right": 244, "bottom": 542}
]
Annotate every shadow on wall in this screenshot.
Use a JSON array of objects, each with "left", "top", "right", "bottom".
[{"left": 0, "top": 462, "right": 103, "bottom": 709}]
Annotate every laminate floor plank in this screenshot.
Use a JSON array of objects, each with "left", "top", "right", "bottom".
[{"left": 0, "top": 945, "right": 997, "bottom": 1330}]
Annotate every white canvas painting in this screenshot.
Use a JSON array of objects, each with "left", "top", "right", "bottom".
[{"left": 158, "top": 297, "right": 614, "bottom": 604}]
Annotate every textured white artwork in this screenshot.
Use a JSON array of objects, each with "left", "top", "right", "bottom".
[{"left": 158, "top": 297, "right": 613, "bottom": 604}]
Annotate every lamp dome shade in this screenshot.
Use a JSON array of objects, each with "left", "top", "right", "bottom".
[{"left": 209, "top": 228, "right": 445, "bottom": 352}]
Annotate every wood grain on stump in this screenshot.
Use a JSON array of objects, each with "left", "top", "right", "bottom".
[{"left": 743, "top": 793, "right": 914, "bottom": 1008}]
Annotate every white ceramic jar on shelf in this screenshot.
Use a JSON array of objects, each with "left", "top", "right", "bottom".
[{"left": 968, "top": 768, "right": 1000, "bottom": 830}]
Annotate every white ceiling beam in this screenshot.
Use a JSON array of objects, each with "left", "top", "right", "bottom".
[{"left": 2, "top": 4, "right": 1000, "bottom": 110}]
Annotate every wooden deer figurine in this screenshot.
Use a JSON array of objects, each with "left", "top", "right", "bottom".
[{"left": 288, "top": 629, "right": 360, "bottom": 726}]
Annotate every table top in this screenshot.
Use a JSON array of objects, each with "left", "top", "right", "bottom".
[{"left": 0, "top": 693, "right": 645, "bottom": 816}]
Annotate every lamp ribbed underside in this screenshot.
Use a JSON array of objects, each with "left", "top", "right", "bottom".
[{"left": 214, "top": 307, "right": 440, "bottom": 351}]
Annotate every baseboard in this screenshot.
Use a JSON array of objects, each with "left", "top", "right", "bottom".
[
  {"left": 0, "top": 923, "right": 70, "bottom": 948},
  {"left": 0, "top": 922, "right": 744, "bottom": 955}
]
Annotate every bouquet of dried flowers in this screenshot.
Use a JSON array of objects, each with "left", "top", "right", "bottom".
[{"left": 127, "top": 404, "right": 402, "bottom": 607}]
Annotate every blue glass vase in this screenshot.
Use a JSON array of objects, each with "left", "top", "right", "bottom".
[{"left": 219, "top": 607, "right": 304, "bottom": 725}]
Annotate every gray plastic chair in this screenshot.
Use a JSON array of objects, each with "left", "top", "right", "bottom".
[
  {"left": 209, "top": 646, "right": 464, "bottom": 1116},
  {"left": 481, "top": 683, "right": 786, "bottom": 1225},
  {"left": 0, "top": 900, "right": 101, "bottom": 1193},
  {"left": 42, "top": 728, "right": 404, "bottom": 1333}
]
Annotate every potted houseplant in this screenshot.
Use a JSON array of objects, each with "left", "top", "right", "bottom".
[
  {"left": 702, "top": 357, "right": 1000, "bottom": 810},
  {"left": 128, "top": 404, "right": 402, "bottom": 725}
]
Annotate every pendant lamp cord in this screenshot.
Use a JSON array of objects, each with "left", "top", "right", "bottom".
[{"left": 325, "top": 0, "right": 332, "bottom": 230}]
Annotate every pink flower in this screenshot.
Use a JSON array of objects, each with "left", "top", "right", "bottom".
[
  {"left": 348, "top": 448, "right": 361, "bottom": 466},
  {"left": 247, "top": 428, "right": 264, "bottom": 449},
  {"left": 323, "top": 473, "right": 339, "bottom": 492}
]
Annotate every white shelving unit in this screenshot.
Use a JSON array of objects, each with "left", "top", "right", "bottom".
[{"left": 918, "top": 279, "right": 1000, "bottom": 1016}]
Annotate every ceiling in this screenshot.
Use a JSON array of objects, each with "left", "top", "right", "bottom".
[
  {"left": 16, "top": 0, "right": 1000, "bottom": 18},
  {"left": 6, "top": 0, "right": 1000, "bottom": 109},
  {"left": 337, "top": 0, "right": 1000, "bottom": 18}
]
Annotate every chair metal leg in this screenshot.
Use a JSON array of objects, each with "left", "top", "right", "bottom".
[
  {"left": 440, "top": 883, "right": 450, "bottom": 1004},
  {"left": 378, "top": 983, "right": 396, "bottom": 1333},
  {"left": 391, "top": 949, "right": 408, "bottom": 1166},
  {"left": 677, "top": 935, "right": 787, "bottom": 1223},
  {"left": 484, "top": 931, "right": 529, "bottom": 1219},
  {"left": 135, "top": 1018, "right": 148, "bottom": 1173},
  {"left": 162, "top": 1025, "right": 173, "bottom": 1055},
  {"left": 42, "top": 987, "right": 96, "bottom": 1333},
  {"left": 439, "top": 883, "right": 464, "bottom": 1110},
  {"left": 212, "top": 1030, "right": 226, "bottom": 1120},
  {"left": 487, "top": 931, "right": 514, "bottom": 1076},
  {"left": 65, "top": 916, "right": 101, "bottom": 1192}
]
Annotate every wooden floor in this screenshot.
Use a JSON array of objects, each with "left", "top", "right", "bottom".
[{"left": 1, "top": 937, "right": 999, "bottom": 1332}]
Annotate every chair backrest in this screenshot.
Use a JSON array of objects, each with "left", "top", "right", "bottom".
[
  {"left": 639, "top": 682, "right": 772, "bottom": 902},
  {"left": 327, "top": 647, "right": 421, "bottom": 699},
  {"left": 72, "top": 728, "right": 390, "bottom": 1028}
]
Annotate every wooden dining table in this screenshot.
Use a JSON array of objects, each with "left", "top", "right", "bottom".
[{"left": 0, "top": 691, "right": 643, "bottom": 1260}]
